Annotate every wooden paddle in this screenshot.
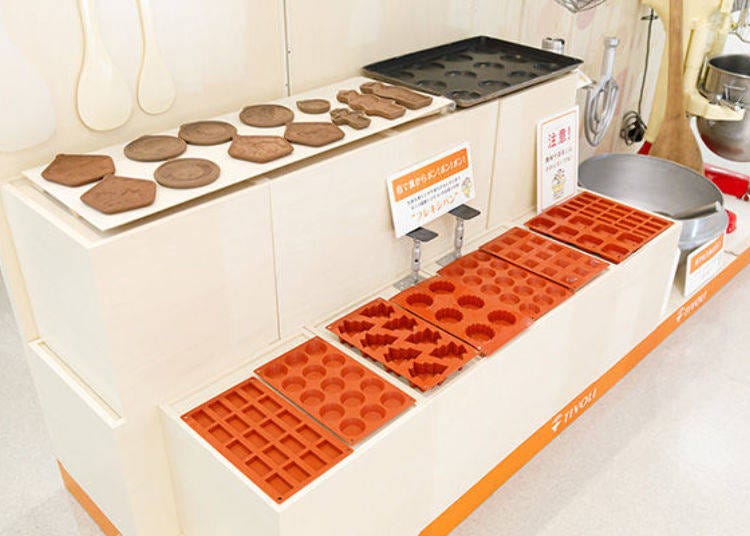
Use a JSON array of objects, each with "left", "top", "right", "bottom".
[{"left": 650, "top": 0, "right": 704, "bottom": 175}]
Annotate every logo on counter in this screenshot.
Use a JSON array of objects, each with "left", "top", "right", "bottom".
[
  {"left": 550, "top": 386, "right": 598, "bottom": 434},
  {"left": 675, "top": 290, "right": 708, "bottom": 324}
]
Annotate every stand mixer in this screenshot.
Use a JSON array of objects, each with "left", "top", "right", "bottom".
[{"left": 644, "top": 0, "right": 750, "bottom": 161}]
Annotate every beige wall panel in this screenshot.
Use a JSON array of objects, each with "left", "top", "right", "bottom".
[
  {"left": 271, "top": 102, "right": 499, "bottom": 337},
  {"left": 3, "top": 180, "right": 279, "bottom": 414},
  {"left": 26, "top": 342, "right": 136, "bottom": 535},
  {"left": 285, "top": 0, "right": 475, "bottom": 92},
  {"left": 489, "top": 74, "right": 579, "bottom": 227}
]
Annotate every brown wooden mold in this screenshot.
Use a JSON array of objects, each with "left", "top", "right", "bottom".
[
  {"left": 80, "top": 175, "right": 156, "bottom": 214},
  {"left": 336, "top": 90, "right": 406, "bottom": 119},
  {"left": 154, "top": 158, "right": 220, "bottom": 189},
  {"left": 229, "top": 136, "right": 294, "bottom": 163},
  {"left": 124, "top": 135, "right": 187, "bottom": 162},
  {"left": 360, "top": 81, "right": 433, "bottom": 109},
  {"left": 41, "top": 154, "right": 115, "bottom": 187},
  {"left": 240, "top": 104, "right": 294, "bottom": 128}
]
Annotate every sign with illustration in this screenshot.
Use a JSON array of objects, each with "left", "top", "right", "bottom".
[
  {"left": 387, "top": 143, "right": 475, "bottom": 237},
  {"left": 537, "top": 106, "right": 579, "bottom": 212}
]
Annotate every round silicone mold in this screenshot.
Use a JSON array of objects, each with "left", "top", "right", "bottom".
[
  {"left": 465, "top": 324, "right": 495, "bottom": 342},
  {"left": 257, "top": 336, "right": 415, "bottom": 444},
  {"left": 429, "top": 280, "right": 456, "bottom": 294},
  {"left": 281, "top": 376, "right": 305, "bottom": 392},
  {"left": 436, "top": 308, "right": 463, "bottom": 323},
  {"left": 285, "top": 350, "right": 309, "bottom": 368},
  {"left": 406, "top": 293, "right": 434, "bottom": 307},
  {"left": 300, "top": 389, "right": 324, "bottom": 406},
  {"left": 341, "top": 391, "right": 365, "bottom": 407}
]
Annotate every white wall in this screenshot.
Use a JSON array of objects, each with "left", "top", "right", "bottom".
[{"left": 0, "top": 0, "right": 663, "bottom": 186}]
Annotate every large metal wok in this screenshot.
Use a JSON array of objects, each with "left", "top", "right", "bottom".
[{"left": 579, "top": 154, "right": 728, "bottom": 251}]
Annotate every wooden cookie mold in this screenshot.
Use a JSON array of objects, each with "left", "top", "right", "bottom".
[{"left": 336, "top": 90, "right": 406, "bottom": 119}]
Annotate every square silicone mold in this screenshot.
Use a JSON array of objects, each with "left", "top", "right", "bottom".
[
  {"left": 327, "top": 298, "right": 480, "bottom": 392},
  {"left": 480, "top": 227, "right": 608, "bottom": 291},
  {"left": 255, "top": 337, "right": 415, "bottom": 445},
  {"left": 437, "top": 250, "right": 572, "bottom": 320},
  {"left": 182, "top": 377, "right": 351, "bottom": 504},
  {"left": 526, "top": 192, "right": 672, "bottom": 263},
  {"left": 392, "top": 275, "right": 534, "bottom": 356}
]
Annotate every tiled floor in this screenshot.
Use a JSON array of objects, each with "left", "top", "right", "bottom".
[{"left": 1, "top": 268, "right": 750, "bottom": 536}]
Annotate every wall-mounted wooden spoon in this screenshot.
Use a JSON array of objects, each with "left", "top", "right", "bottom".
[
  {"left": 649, "top": 0, "right": 704, "bottom": 174},
  {"left": 135, "top": 0, "right": 176, "bottom": 114},
  {"left": 76, "top": 0, "right": 133, "bottom": 131}
]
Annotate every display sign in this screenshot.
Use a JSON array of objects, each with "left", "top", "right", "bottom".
[
  {"left": 387, "top": 143, "right": 475, "bottom": 237},
  {"left": 684, "top": 233, "right": 725, "bottom": 296},
  {"left": 537, "top": 106, "right": 579, "bottom": 212}
]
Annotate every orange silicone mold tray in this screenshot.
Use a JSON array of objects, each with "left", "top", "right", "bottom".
[
  {"left": 255, "top": 337, "right": 414, "bottom": 444},
  {"left": 525, "top": 192, "right": 672, "bottom": 263},
  {"left": 437, "top": 250, "right": 572, "bottom": 320},
  {"left": 480, "top": 227, "right": 608, "bottom": 291},
  {"left": 392, "top": 275, "right": 534, "bottom": 356},
  {"left": 182, "top": 377, "right": 351, "bottom": 504},
  {"left": 327, "top": 298, "right": 480, "bottom": 392}
]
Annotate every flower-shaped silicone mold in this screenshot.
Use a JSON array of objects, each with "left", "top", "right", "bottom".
[
  {"left": 480, "top": 227, "right": 608, "bottom": 291},
  {"left": 437, "top": 250, "right": 572, "bottom": 320},
  {"left": 327, "top": 298, "right": 480, "bottom": 391},
  {"left": 392, "top": 276, "right": 533, "bottom": 356},
  {"left": 182, "top": 378, "right": 351, "bottom": 503},
  {"left": 255, "top": 337, "right": 414, "bottom": 444},
  {"left": 526, "top": 192, "right": 672, "bottom": 263}
]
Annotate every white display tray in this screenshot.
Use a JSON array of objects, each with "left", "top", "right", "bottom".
[{"left": 23, "top": 77, "right": 454, "bottom": 232}]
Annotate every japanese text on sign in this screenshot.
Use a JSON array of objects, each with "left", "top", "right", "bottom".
[
  {"left": 537, "top": 106, "right": 579, "bottom": 212},
  {"left": 387, "top": 143, "right": 475, "bottom": 237}
]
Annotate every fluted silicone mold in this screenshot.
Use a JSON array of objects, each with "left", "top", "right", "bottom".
[
  {"left": 255, "top": 337, "right": 414, "bottom": 444},
  {"left": 480, "top": 227, "right": 608, "bottom": 291},
  {"left": 182, "top": 377, "right": 351, "bottom": 503},
  {"left": 392, "top": 276, "right": 533, "bottom": 356},
  {"left": 526, "top": 192, "right": 672, "bottom": 263},
  {"left": 327, "top": 298, "right": 480, "bottom": 391},
  {"left": 437, "top": 250, "right": 572, "bottom": 320}
]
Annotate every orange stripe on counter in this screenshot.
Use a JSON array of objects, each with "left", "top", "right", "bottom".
[
  {"left": 58, "top": 462, "right": 120, "bottom": 536},
  {"left": 59, "top": 249, "right": 750, "bottom": 536},
  {"left": 421, "top": 248, "right": 750, "bottom": 536}
]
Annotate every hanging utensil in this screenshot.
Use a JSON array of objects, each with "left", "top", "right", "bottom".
[
  {"left": 585, "top": 37, "right": 620, "bottom": 147},
  {"left": 0, "top": 16, "right": 55, "bottom": 151},
  {"left": 554, "top": 0, "right": 608, "bottom": 13},
  {"left": 76, "top": 0, "right": 133, "bottom": 131},
  {"left": 135, "top": 0, "right": 175, "bottom": 114},
  {"left": 649, "top": 0, "right": 704, "bottom": 174}
]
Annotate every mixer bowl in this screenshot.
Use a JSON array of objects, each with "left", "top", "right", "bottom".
[
  {"left": 697, "top": 54, "right": 750, "bottom": 162},
  {"left": 697, "top": 115, "right": 750, "bottom": 161},
  {"left": 579, "top": 154, "right": 728, "bottom": 251}
]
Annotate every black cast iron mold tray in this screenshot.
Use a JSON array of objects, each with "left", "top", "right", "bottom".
[{"left": 362, "top": 36, "right": 583, "bottom": 108}]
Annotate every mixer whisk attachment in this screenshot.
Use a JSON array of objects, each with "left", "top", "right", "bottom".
[{"left": 584, "top": 37, "right": 620, "bottom": 147}]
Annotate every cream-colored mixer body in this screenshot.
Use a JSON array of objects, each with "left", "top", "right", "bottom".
[{"left": 644, "top": 0, "right": 744, "bottom": 144}]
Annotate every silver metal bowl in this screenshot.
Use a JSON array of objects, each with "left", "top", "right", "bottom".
[
  {"left": 697, "top": 54, "right": 750, "bottom": 162},
  {"left": 579, "top": 154, "right": 728, "bottom": 251}
]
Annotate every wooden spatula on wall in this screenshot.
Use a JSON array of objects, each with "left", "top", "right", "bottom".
[{"left": 650, "top": 0, "right": 704, "bottom": 175}]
